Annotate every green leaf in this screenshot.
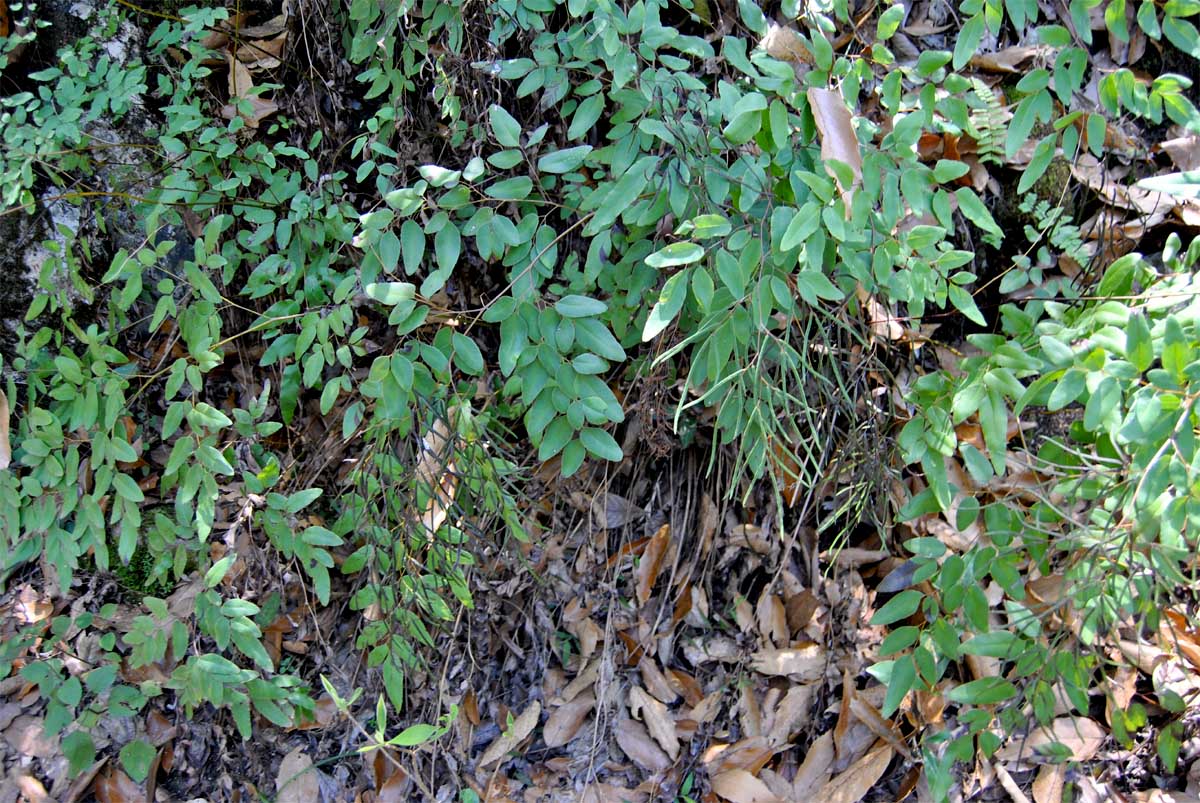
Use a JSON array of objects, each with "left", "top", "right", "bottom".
[
  {"left": 688, "top": 214, "right": 733, "bottom": 239},
  {"left": 112, "top": 473, "right": 145, "bottom": 503},
  {"left": 642, "top": 270, "right": 690, "bottom": 341},
  {"left": 945, "top": 677, "right": 1017, "bottom": 705},
  {"left": 961, "top": 632, "right": 1021, "bottom": 658},
  {"left": 555, "top": 295, "right": 608, "bottom": 317},
  {"left": 933, "top": 160, "right": 970, "bottom": 182},
  {"left": 488, "top": 105, "right": 522, "bottom": 147},
  {"left": 537, "top": 145, "right": 592, "bottom": 173},
  {"left": 580, "top": 427, "right": 622, "bottom": 461},
  {"left": 781, "top": 204, "right": 821, "bottom": 251},
  {"left": 435, "top": 225, "right": 461, "bottom": 274},
  {"left": 64, "top": 731, "right": 96, "bottom": 775},
  {"left": 365, "top": 282, "right": 416, "bottom": 305},
  {"left": 568, "top": 95, "right": 605, "bottom": 140},
  {"left": 955, "top": 188, "right": 1003, "bottom": 243},
  {"left": 723, "top": 92, "right": 768, "bottom": 144},
  {"left": 882, "top": 656, "right": 916, "bottom": 717},
  {"left": 794, "top": 269, "right": 844, "bottom": 304},
  {"left": 645, "top": 242, "right": 706, "bottom": 268},
  {"left": 119, "top": 739, "right": 157, "bottom": 783},
  {"left": 538, "top": 417, "right": 573, "bottom": 461},
  {"left": 877, "top": 3, "right": 906, "bottom": 39},
  {"left": 1125, "top": 311, "right": 1153, "bottom": 372},
  {"left": 1137, "top": 170, "right": 1200, "bottom": 198},
  {"left": 391, "top": 722, "right": 438, "bottom": 747},
  {"left": 452, "top": 332, "right": 484, "bottom": 375},
  {"left": 486, "top": 176, "right": 533, "bottom": 200},
  {"left": 871, "top": 589, "right": 923, "bottom": 625},
  {"left": 401, "top": 220, "right": 425, "bottom": 275}
]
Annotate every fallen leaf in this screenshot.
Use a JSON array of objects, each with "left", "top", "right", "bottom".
[
  {"left": 636, "top": 524, "right": 670, "bottom": 605},
  {"left": 995, "top": 717, "right": 1106, "bottom": 765},
  {"left": 766, "top": 684, "right": 814, "bottom": 746},
  {"left": 543, "top": 692, "right": 594, "bottom": 748},
  {"left": 1033, "top": 763, "right": 1066, "bottom": 803},
  {"left": 629, "top": 686, "right": 678, "bottom": 760},
  {"left": 478, "top": 700, "right": 541, "bottom": 768},
  {"left": 792, "top": 731, "right": 835, "bottom": 798},
  {"left": 969, "top": 45, "right": 1054, "bottom": 72},
  {"left": 93, "top": 767, "right": 145, "bottom": 803},
  {"left": 276, "top": 748, "right": 319, "bottom": 803},
  {"left": 0, "top": 388, "right": 10, "bottom": 470},
  {"left": 711, "top": 769, "right": 785, "bottom": 803},
  {"left": 750, "top": 645, "right": 825, "bottom": 681},
  {"left": 591, "top": 492, "right": 645, "bottom": 528},
  {"left": 815, "top": 741, "right": 894, "bottom": 803},
  {"left": 614, "top": 716, "right": 671, "bottom": 771},
  {"left": 756, "top": 593, "right": 788, "bottom": 648},
  {"left": 807, "top": 87, "right": 863, "bottom": 214},
  {"left": 759, "top": 24, "right": 812, "bottom": 66},
  {"left": 5, "top": 715, "right": 59, "bottom": 758}
]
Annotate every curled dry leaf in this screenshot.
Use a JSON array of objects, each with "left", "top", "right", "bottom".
[
  {"left": 968, "top": 45, "right": 1054, "bottom": 72},
  {"left": 630, "top": 686, "right": 679, "bottom": 760},
  {"left": 614, "top": 716, "right": 671, "bottom": 772},
  {"left": 275, "top": 748, "right": 319, "bottom": 803},
  {"left": 542, "top": 692, "right": 594, "bottom": 748},
  {"left": 807, "top": 87, "right": 862, "bottom": 214},
  {"left": 766, "top": 684, "right": 814, "bottom": 747},
  {"left": 711, "top": 769, "right": 786, "bottom": 803},
  {"left": 750, "top": 644, "right": 825, "bottom": 681},
  {"left": 636, "top": 524, "right": 670, "bottom": 605},
  {"left": 816, "top": 742, "right": 895, "bottom": 803},
  {"left": 755, "top": 593, "right": 788, "bottom": 648},
  {"left": 478, "top": 700, "right": 541, "bottom": 768}
]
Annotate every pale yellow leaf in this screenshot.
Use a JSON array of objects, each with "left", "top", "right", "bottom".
[
  {"left": 1033, "top": 763, "right": 1066, "bottom": 803},
  {"left": 711, "top": 769, "right": 786, "bottom": 803},
  {"left": 792, "top": 731, "right": 834, "bottom": 799}
]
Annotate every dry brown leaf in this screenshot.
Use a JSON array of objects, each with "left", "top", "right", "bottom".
[
  {"left": 638, "top": 657, "right": 678, "bottom": 704},
  {"left": 759, "top": 24, "right": 812, "bottom": 66},
  {"left": 591, "top": 492, "right": 645, "bottom": 528},
  {"left": 1033, "top": 763, "right": 1066, "bottom": 803},
  {"left": 636, "top": 524, "right": 670, "bottom": 605},
  {"left": 614, "top": 716, "right": 671, "bottom": 771},
  {"left": 543, "top": 692, "right": 594, "bottom": 748},
  {"left": 969, "top": 45, "right": 1053, "bottom": 72},
  {"left": 93, "top": 767, "right": 145, "bottom": 803},
  {"left": 755, "top": 593, "right": 788, "bottom": 648},
  {"left": 995, "top": 717, "right": 1106, "bottom": 765},
  {"left": 704, "top": 736, "right": 774, "bottom": 776},
  {"left": 1161, "top": 135, "right": 1200, "bottom": 172},
  {"left": 0, "top": 388, "right": 10, "bottom": 470},
  {"left": 765, "top": 684, "right": 814, "bottom": 746},
  {"left": 629, "top": 686, "right": 678, "bottom": 760},
  {"left": 711, "top": 769, "right": 785, "bottom": 803},
  {"left": 478, "top": 700, "right": 541, "bottom": 768},
  {"left": 750, "top": 645, "right": 825, "bottom": 681},
  {"left": 792, "top": 731, "right": 835, "bottom": 799},
  {"left": 807, "top": 87, "right": 862, "bottom": 214},
  {"left": 5, "top": 715, "right": 59, "bottom": 758},
  {"left": 816, "top": 742, "right": 894, "bottom": 803},
  {"left": 581, "top": 782, "right": 650, "bottom": 803},
  {"left": 848, "top": 692, "right": 911, "bottom": 759},
  {"left": 276, "top": 748, "right": 319, "bottom": 803}
]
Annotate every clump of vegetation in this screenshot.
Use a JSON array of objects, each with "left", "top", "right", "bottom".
[{"left": 2, "top": 0, "right": 1200, "bottom": 797}]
